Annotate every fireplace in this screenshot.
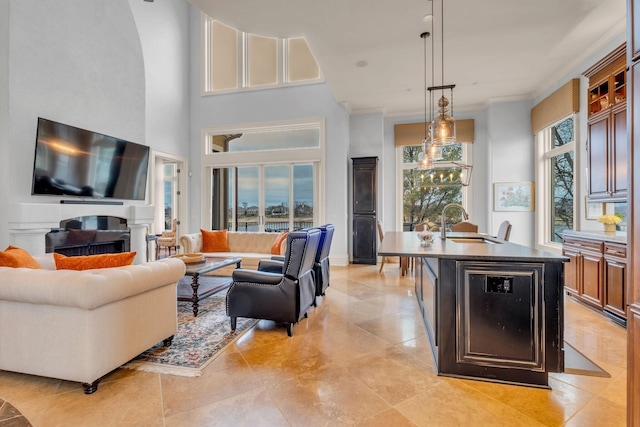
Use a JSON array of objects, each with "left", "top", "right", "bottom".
[
  {"left": 7, "top": 202, "right": 154, "bottom": 264},
  {"left": 46, "top": 216, "right": 131, "bottom": 256}
]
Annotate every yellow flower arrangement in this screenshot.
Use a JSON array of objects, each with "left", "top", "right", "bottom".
[{"left": 597, "top": 215, "right": 622, "bottom": 225}]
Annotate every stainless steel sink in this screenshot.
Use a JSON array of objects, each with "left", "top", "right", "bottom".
[{"left": 448, "top": 237, "right": 501, "bottom": 244}]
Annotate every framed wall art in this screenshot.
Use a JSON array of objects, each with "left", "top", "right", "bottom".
[
  {"left": 493, "top": 182, "right": 534, "bottom": 212},
  {"left": 585, "top": 197, "right": 604, "bottom": 220}
]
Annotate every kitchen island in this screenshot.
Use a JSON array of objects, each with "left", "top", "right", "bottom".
[{"left": 379, "top": 231, "right": 568, "bottom": 388}]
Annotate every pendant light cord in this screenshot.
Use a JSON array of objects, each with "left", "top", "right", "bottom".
[
  {"left": 441, "top": 0, "right": 444, "bottom": 90},
  {"left": 423, "top": 32, "right": 427, "bottom": 141},
  {"left": 430, "top": 0, "right": 435, "bottom": 128}
]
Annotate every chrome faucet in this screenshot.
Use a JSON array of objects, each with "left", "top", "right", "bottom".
[{"left": 441, "top": 203, "right": 469, "bottom": 240}]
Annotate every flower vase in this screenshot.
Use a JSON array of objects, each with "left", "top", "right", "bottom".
[{"left": 604, "top": 223, "right": 616, "bottom": 233}]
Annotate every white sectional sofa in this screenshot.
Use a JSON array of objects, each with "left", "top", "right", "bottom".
[
  {"left": 180, "top": 231, "right": 286, "bottom": 275},
  {"left": 0, "top": 254, "right": 186, "bottom": 394}
]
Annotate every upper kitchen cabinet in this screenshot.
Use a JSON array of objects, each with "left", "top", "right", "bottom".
[{"left": 584, "top": 44, "right": 628, "bottom": 202}]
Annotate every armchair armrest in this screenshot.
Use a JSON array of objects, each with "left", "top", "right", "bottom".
[
  {"left": 258, "top": 259, "right": 284, "bottom": 273},
  {"left": 232, "top": 269, "right": 283, "bottom": 285}
]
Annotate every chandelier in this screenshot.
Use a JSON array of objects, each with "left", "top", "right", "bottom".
[{"left": 416, "top": 0, "right": 470, "bottom": 187}]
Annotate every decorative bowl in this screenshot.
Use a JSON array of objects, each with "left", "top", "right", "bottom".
[{"left": 170, "top": 253, "right": 205, "bottom": 264}]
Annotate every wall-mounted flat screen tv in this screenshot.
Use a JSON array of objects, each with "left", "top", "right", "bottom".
[{"left": 31, "top": 118, "right": 150, "bottom": 201}]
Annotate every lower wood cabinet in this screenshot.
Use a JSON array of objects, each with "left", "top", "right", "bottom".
[
  {"left": 562, "top": 236, "right": 627, "bottom": 324},
  {"left": 604, "top": 243, "right": 627, "bottom": 320}
]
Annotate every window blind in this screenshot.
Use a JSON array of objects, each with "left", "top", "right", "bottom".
[
  {"left": 531, "top": 79, "right": 580, "bottom": 135},
  {"left": 394, "top": 119, "right": 475, "bottom": 147}
]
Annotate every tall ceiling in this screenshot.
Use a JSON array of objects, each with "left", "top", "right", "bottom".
[{"left": 187, "top": 0, "right": 627, "bottom": 115}]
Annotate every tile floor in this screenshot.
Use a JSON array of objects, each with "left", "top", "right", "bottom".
[{"left": 0, "top": 263, "right": 628, "bottom": 426}]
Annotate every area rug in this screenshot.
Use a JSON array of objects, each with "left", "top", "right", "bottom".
[{"left": 122, "top": 293, "right": 258, "bottom": 377}]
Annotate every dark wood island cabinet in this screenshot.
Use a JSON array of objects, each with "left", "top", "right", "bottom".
[{"left": 379, "top": 231, "right": 567, "bottom": 388}]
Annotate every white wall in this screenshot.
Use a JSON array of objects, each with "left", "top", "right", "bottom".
[
  {"left": 486, "top": 100, "right": 535, "bottom": 246},
  {"left": 129, "top": 0, "right": 190, "bottom": 159},
  {"left": 1, "top": 0, "right": 146, "bottom": 248},
  {"left": 129, "top": 0, "right": 191, "bottom": 235},
  {"left": 0, "top": 0, "right": 193, "bottom": 249},
  {"left": 188, "top": 7, "right": 350, "bottom": 264},
  {"left": 0, "top": 0, "right": 9, "bottom": 249},
  {"left": 533, "top": 31, "right": 627, "bottom": 234}
]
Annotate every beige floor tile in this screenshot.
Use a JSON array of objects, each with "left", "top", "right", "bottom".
[
  {"left": 161, "top": 351, "right": 262, "bottom": 417},
  {"left": 165, "top": 387, "right": 289, "bottom": 427},
  {"left": 0, "top": 264, "right": 629, "bottom": 426},
  {"left": 355, "top": 310, "right": 427, "bottom": 344},
  {"left": 353, "top": 408, "right": 417, "bottom": 427},
  {"left": 239, "top": 336, "right": 333, "bottom": 385},
  {"left": 395, "top": 380, "right": 545, "bottom": 427},
  {"left": 393, "top": 334, "right": 436, "bottom": 368},
  {"left": 460, "top": 376, "right": 595, "bottom": 426},
  {"left": 563, "top": 394, "right": 627, "bottom": 427},
  {"left": 38, "top": 371, "right": 164, "bottom": 427},
  {"left": 345, "top": 347, "right": 442, "bottom": 405},
  {"left": 264, "top": 364, "right": 390, "bottom": 426},
  {"left": 307, "top": 322, "right": 392, "bottom": 365}
]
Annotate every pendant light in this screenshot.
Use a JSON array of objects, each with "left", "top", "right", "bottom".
[
  {"left": 418, "top": 31, "right": 433, "bottom": 170},
  {"left": 416, "top": 0, "right": 470, "bottom": 186}
]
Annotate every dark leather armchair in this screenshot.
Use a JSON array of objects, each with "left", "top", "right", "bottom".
[
  {"left": 257, "top": 224, "right": 334, "bottom": 297},
  {"left": 313, "top": 224, "right": 334, "bottom": 296},
  {"left": 226, "top": 228, "right": 320, "bottom": 336}
]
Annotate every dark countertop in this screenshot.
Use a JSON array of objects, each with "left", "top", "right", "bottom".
[
  {"left": 378, "top": 231, "right": 568, "bottom": 263},
  {"left": 562, "top": 229, "right": 627, "bottom": 244}
]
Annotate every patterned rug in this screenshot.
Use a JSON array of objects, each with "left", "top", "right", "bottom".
[{"left": 122, "top": 293, "right": 257, "bottom": 377}]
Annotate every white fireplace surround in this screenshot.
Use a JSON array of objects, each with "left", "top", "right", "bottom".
[{"left": 7, "top": 203, "right": 155, "bottom": 264}]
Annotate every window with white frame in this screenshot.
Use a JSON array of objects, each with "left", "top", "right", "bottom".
[
  {"left": 202, "top": 16, "right": 322, "bottom": 94},
  {"left": 399, "top": 143, "right": 471, "bottom": 230},
  {"left": 536, "top": 115, "right": 575, "bottom": 246},
  {"left": 201, "top": 120, "right": 323, "bottom": 232}
]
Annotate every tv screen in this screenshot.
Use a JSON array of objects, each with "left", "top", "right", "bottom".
[{"left": 31, "top": 118, "right": 150, "bottom": 201}]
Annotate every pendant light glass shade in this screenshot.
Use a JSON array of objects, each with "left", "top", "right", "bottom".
[
  {"left": 419, "top": 139, "right": 434, "bottom": 169},
  {"left": 431, "top": 94, "right": 456, "bottom": 144}
]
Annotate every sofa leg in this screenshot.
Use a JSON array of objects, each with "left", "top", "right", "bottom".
[
  {"left": 230, "top": 317, "right": 237, "bottom": 331},
  {"left": 304, "top": 311, "right": 308, "bottom": 318},
  {"left": 162, "top": 335, "right": 174, "bottom": 347},
  {"left": 287, "top": 323, "right": 293, "bottom": 337},
  {"left": 82, "top": 379, "right": 101, "bottom": 394}
]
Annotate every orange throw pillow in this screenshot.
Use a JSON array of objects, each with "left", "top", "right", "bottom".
[
  {"left": 54, "top": 252, "right": 136, "bottom": 271},
  {"left": 0, "top": 246, "right": 41, "bottom": 269},
  {"left": 201, "top": 229, "right": 230, "bottom": 252},
  {"left": 270, "top": 232, "right": 289, "bottom": 255}
]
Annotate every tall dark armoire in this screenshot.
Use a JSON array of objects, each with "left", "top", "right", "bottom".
[{"left": 352, "top": 157, "right": 378, "bottom": 264}]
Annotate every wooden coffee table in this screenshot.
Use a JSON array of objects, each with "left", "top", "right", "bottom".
[{"left": 177, "top": 256, "right": 242, "bottom": 317}]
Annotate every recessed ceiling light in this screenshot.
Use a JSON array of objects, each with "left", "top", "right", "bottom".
[{"left": 355, "top": 60, "right": 368, "bottom": 68}]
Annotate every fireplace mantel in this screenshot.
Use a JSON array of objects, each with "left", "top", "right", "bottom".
[{"left": 7, "top": 202, "right": 155, "bottom": 264}]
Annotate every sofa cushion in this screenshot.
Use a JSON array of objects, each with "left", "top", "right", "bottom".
[
  {"left": 0, "top": 246, "right": 42, "bottom": 269},
  {"left": 201, "top": 229, "right": 230, "bottom": 252},
  {"left": 270, "top": 232, "right": 288, "bottom": 255},
  {"left": 54, "top": 252, "right": 136, "bottom": 271}
]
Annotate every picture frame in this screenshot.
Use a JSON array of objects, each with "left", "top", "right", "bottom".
[
  {"left": 585, "top": 197, "right": 604, "bottom": 220},
  {"left": 493, "top": 182, "right": 534, "bottom": 211}
]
